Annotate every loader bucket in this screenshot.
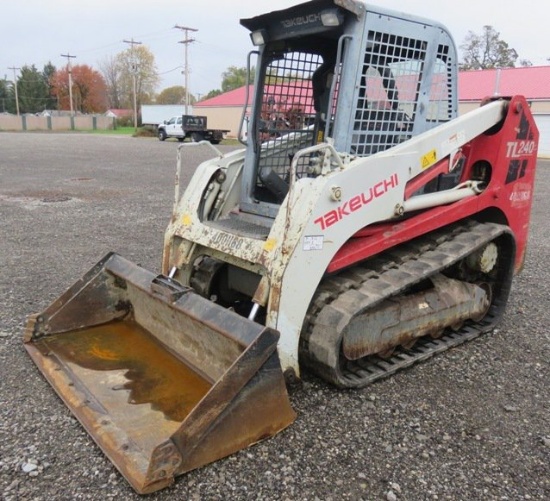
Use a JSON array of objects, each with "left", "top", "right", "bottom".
[{"left": 23, "top": 253, "right": 296, "bottom": 494}]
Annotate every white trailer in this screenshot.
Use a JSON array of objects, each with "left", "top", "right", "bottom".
[{"left": 140, "top": 104, "right": 193, "bottom": 126}]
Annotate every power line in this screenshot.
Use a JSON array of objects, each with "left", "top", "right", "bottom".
[
  {"left": 77, "top": 28, "right": 170, "bottom": 55},
  {"left": 158, "top": 65, "right": 184, "bottom": 75},
  {"left": 174, "top": 25, "right": 198, "bottom": 114}
]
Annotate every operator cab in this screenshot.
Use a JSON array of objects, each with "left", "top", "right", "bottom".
[{"left": 239, "top": 0, "right": 458, "bottom": 218}]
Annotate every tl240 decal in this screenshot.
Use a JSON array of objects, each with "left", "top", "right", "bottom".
[{"left": 506, "top": 140, "right": 536, "bottom": 159}]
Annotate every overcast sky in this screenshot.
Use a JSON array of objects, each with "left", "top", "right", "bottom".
[{"left": 1, "top": 0, "right": 547, "bottom": 99}]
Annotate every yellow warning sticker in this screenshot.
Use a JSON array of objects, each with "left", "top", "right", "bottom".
[
  {"left": 181, "top": 213, "right": 192, "bottom": 226},
  {"left": 421, "top": 149, "right": 438, "bottom": 169},
  {"left": 316, "top": 130, "right": 324, "bottom": 144},
  {"left": 263, "top": 238, "right": 277, "bottom": 252}
]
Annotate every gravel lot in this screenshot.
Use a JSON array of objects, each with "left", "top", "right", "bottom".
[{"left": 0, "top": 132, "right": 548, "bottom": 500}]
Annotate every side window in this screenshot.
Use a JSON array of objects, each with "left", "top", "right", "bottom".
[
  {"left": 177, "top": 117, "right": 182, "bottom": 125},
  {"left": 168, "top": 118, "right": 176, "bottom": 125},
  {"left": 253, "top": 50, "right": 323, "bottom": 203},
  {"left": 351, "top": 31, "right": 425, "bottom": 156}
]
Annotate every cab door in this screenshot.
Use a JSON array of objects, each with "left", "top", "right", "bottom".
[{"left": 166, "top": 117, "right": 183, "bottom": 138}]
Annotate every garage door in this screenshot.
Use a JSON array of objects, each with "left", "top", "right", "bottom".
[{"left": 534, "top": 114, "right": 550, "bottom": 157}]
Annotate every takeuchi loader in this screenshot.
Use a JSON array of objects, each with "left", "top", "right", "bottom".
[{"left": 24, "top": 0, "right": 538, "bottom": 494}]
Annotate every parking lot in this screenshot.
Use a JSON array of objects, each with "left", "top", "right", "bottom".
[{"left": 0, "top": 132, "right": 549, "bottom": 500}]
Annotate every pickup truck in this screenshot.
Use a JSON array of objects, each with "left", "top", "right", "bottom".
[{"left": 157, "top": 115, "right": 229, "bottom": 144}]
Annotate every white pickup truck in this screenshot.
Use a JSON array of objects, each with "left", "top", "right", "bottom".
[{"left": 157, "top": 115, "right": 229, "bottom": 144}]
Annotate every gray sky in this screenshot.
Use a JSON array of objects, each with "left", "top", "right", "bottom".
[{"left": 1, "top": 0, "right": 547, "bottom": 98}]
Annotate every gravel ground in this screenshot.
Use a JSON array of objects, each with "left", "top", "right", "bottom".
[{"left": 0, "top": 132, "right": 548, "bottom": 500}]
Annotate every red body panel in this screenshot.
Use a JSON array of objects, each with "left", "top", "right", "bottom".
[{"left": 328, "top": 96, "right": 538, "bottom": 274}]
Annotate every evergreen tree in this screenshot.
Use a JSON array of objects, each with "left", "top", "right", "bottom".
[
  {"left": 0, "top": 79, "right": 10, "bottom": 113},
  {"left": 42, "top": 62, "right": 58, "bottom": 110},
  {"left": 17, "top": 65, "right": 50, "bottom": 113}
]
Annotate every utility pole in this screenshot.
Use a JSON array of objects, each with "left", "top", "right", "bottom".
[
  {"left": 8, "top": 66, "right": 20, "bottom": 116},
  {"left": 174, "top": 25, "right": 198, "bottom": 115},
  {"left": 60, "top": 53, "right": 76, "bottom": 115},
  {"left": 123, "top": 38, "right": 142, "bottom": 130}
]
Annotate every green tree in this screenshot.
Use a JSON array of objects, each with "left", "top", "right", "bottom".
[
  {"left": 221, "top": 66, "right": 255, "bottom": 92},
  {"left": 0, "top": 79, "right": 10, "bottom": 113},
  {"left": 204, "top": 89, "right": 222, "bottom": 100},
  {"left": 459, "top": 26, "right": 518, "bottom": 70},
  {"left": 42, "top": 61, "right": 58, "bottom": 110},
  {"left": 17, "top": 65, "right": 50, "bottom": 113},
  {"left": 156, "top": 85, "right": 194, "bottom": 104}
]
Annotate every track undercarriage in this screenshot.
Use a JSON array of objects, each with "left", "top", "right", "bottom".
[{"left": 300, "top": 220, "right": 515, "bottom": 388}]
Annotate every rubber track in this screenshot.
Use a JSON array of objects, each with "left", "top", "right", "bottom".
[{"left": 300, "top": 220, "right": 514, "bottom": 388}]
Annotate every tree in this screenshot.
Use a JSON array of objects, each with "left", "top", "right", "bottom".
[
  {"left": 99, "top": 55, "right": 122, "bottom": 108},
  {"left": 221, "top": 66, "right": 255, "bottom": 92},
  {"left": 204, "top": 89, "right": 222, "bottom": 100},
  {"left": 115, "top": 45, "right": 159, "bottom": 109},
  {"left": 5, "top": 64, "right": 58, "bottom": 114},
  {"left": 51, "top": 64, "right": 108, "bottom": 113},
  {"left": 17, "top": 65, "right": 50, "bottom": 113},
  {"left": 99, "top": 46, "right": 159, "bottom": 110},
  {"left": 459, "top": 26, "right": 518, "bottom": 70},
  {"left": 0, "top": 79, "right": 10, "bottom": 113},
  {"left": 156, "top": 85, "right": 194, "bottom": 105},
  {"left": 42, "top": 61, "right": 58, "bottom": 110}
]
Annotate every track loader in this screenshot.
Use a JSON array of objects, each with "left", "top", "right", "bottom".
[{"left": 24, "top": 0, "right": 538, "bottom": 494}]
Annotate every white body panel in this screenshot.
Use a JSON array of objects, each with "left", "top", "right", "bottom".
[{"left": 165, "top": 100, "right": 507, "bottom": 374}]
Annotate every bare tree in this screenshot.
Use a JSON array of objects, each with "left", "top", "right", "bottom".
[
  {"left": 99, "top": 55, "right": 122, "bottom": 109},
  {"left": 459, "top": 26, "right": 518, "bottom": 70},
  {"left": 99, "top": 46, "right": 159, "bottom": 109}
]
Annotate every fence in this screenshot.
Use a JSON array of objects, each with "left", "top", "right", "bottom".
[{"left": 0, "top": 115, "right": 116, "bottom": 132}]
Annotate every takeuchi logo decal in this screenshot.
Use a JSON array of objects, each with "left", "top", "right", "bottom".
[
  {"left": 281, "top": 13, "right": 321, "bottom": 28},
  {"left": 314, "top": 174, "right": 399, "bottom": 230}
]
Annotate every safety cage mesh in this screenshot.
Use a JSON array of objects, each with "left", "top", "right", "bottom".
[
  {"left": 428, "top": 44, "right": 454, "bottom": 122},
  {"left": 351, "top": 32, "right": 454, "bottom": 158},
  {"left": 254, "top": 51, "right": 323, "bottom": 202},
  {"left": 351, "top": 31, "right": 427, "bottom": 156}
]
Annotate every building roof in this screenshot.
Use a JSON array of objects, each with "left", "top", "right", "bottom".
[
  {"left": 196, "top": 83, "right": 316, "bottom": 113},
  {"left": 196, "top": 66, "right": 550, "bottom": 108},
  {"left": 105, "top": 108, "right": 133, "bottom": 117},
  {"left": 459, "top": 66, "right": 550, "bottom": 101},
  {"left": 196, "top": 87, "right": 253, "bottom": 107}
]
